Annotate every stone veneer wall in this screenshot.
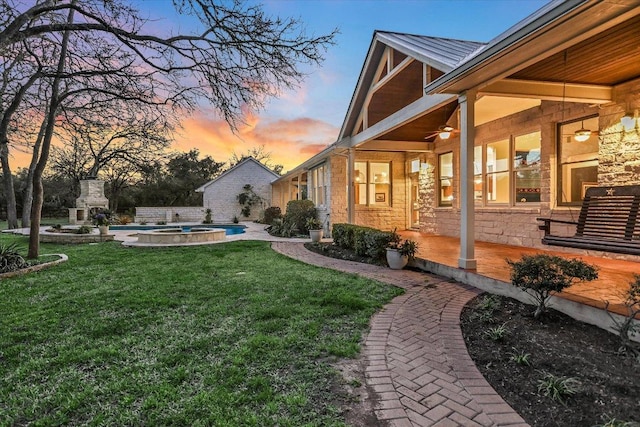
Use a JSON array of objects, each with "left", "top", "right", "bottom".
[
  {"left": 599, "top": 79, "right": 640, "bottom": 186},
  {"left": 330, "top": 151, "right": 409, "bottom": 232}
]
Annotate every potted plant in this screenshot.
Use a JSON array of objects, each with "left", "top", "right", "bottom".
[
  {"left": 386, "top": 230, "right": 418, "bottom": 269},
  {"left": 92, "top": 211, "right": 111, "bottom": 235},
  {"left": 306, "top": 217, "right": 323, "bottom": 243}
]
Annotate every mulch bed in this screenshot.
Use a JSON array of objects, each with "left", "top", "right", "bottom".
[{"left": 461, "top": 295, "right": 640, "bottom": 427}]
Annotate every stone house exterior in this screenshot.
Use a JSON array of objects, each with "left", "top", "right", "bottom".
[
  {"left": 197, "top": 157, "right": 280, "bottom": 223},
  {"left": 271, "top": 0, "right": 640, "bottom": 267}
]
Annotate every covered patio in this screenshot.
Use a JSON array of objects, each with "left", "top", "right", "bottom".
[{"left": 399, "top": 229, "right": 639, "bottom": 321}]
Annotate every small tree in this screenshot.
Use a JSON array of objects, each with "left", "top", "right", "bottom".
[{"left": 507, "top": 254, "right": 598, "bottom": 319}]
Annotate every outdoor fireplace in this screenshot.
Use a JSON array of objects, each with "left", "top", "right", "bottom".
[{"left": 68, "top": 179, "right": 109, "bottom": 225}]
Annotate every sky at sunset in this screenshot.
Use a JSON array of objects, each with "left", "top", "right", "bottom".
[{"left": 11, "top": 0, "right": 550, "bottom": 173}]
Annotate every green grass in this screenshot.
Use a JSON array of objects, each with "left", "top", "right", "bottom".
[{"left": 0, "top": 235, "right": 403, "bottom": 426}]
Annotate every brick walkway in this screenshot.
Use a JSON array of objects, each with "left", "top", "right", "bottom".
[{"left": 271, "top": 242, "right": 529, "bottom": 427}]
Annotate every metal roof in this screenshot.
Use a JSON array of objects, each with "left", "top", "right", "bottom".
[{"left": 376, "top": 32, "right": 486, "bottom": 71}]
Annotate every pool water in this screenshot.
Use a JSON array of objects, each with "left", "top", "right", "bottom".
[{"left": 109, "top": 224, "right": 246, "bottom": 235}]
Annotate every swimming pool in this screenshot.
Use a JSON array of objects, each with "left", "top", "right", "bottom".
[{"left": 109, "top": 224, "right": 246, "bottom": 235}]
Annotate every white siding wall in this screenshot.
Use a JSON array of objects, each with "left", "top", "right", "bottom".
[{"left": 203, "top": 160, "right": 277, "bottom": 222}]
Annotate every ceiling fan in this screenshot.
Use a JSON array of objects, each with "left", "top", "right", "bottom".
[{"left": 424, "top": 125, "right": 460, "bottom": 141}]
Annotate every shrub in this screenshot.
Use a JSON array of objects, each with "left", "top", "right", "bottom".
[
  {"left": 118, "top": 214, "right": 133, "bottom": 225},
  {"left": 157, "top": 221, "right": 167, "bottom": 225},
  {"left": 507, "top": 254, "right": 598, "bottom": 319},
  {"left": 0, "top": 242, "right": 28, "bottom": 273},
  {"left": 353, "top": 228, "right": 368, "bottom": 256},
  {"left": 332, "top": 223, "right": 358, "bottom": 249},
  {"left": 268, "top": 200, "right": 316, "bottom": 237},
  {"left": 364, "top": 229, "right": 395, "bottom": 260},
  {"left": 537, "top": 373, "right": 580, "bottom": 404},
  {"left": 203, "top": 209, "right": 213, "bottom": 224},
  {"left": 484, "top": 323, "right": 508, "bottom": 341},
  {"left": 509, "top": 349, "right": 531, "bottom": 366},
  {"left": 330, "top": 224, "right": 394, "bottom": 261},
  {"left": 605, "top": 274, "right": 640, "bottom": 357},
  {"left": 263, "top": 207, "right": 282, "bottom": 225},
  {"left": 386, "top": 229, "right": 418, "bottom": 258},
  {"left": 284, "top": 200, "right": 316, "bottom": 233},
  {"left": 267, "top": 218, "right": 298, "bottom": 238},
  {"left": 595, "top": 416, "right": 635, "bottom": 427},
  {"left": 76, "top": 225, "right": 93, "bottom": 234},
  {"left": 306, "top": 217, "right": 322, "bottom": 230},
  {"left": 478, "top": 294, "right": 500, "bottom": 312}
]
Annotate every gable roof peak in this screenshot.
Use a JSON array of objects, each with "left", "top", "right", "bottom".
[{"left": 375, "top": 30, "right": 484, "bottom": 46}]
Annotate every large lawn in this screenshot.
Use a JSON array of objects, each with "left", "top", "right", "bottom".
[{"left": 0, "top": 235, "right": 403, "bottom": 426}]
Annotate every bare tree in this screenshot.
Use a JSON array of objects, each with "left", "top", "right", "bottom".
[
  {"left": 1, "top": 0, "right": 336, "bottom": 257},
  {"left": 229, "top": 144, "right": 284, "bottom": 175},
  {"left": 51, "top": 103, "right": 174, "bottom": 179}
]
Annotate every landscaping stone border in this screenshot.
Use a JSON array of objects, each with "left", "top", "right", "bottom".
[{"left": 0, "top": 254, "right": 68, "bottom": 279}]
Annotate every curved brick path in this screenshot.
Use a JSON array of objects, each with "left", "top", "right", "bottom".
[{"left": 272, "top": 242, "right": 529, "bottom": 427}]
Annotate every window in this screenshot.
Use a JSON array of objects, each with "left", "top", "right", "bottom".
[
  {"left": 486, "top": 139, "right": 509, "bottom": 204},
  {"left": 474, "top": 146, "right": 483, "bottom": 202},
  {"left": 479, "top": 131, "right": 541, "bottom": 206},
  {"left": 514, "top": 132, "right": 541, "bottom": 203},
  {"left": 410, "top": 158, "right": 420, "bottom": 173},
  {"left": 558, "top": 116, "right": 599, "bottom": 205},
  {"left": 311, "top": 164, "right": 326, "bottom": 206},
  {"left": 354, "top": 161, "right": 391, "bottom": 206},
  {"left": 439, "top": 152, "right": 453, "bottom": 206}
]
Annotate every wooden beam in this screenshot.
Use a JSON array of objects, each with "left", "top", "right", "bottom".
[
  {"left": 356, "top": 140, "right": 435, "bottom": 152},
  {"left": 482, "top": 79, "right": 612, "bottom": 103}
]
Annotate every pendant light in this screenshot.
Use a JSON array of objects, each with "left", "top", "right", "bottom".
[{"left": 573, "top": 121, "right": 591, "bottom": 142}]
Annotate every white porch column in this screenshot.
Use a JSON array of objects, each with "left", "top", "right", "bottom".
[
  {"left": 347, "top": 148, "right": 355, "bottom": 223},
  {"left": 458, "top": 89, "right": 477, "bottom": 270}
]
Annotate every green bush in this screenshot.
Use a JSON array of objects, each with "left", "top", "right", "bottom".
[
  {"left": 0, "top": 242, "right": 28, "bottom": 273},
  {"left": 76, "top": 225, "right": 93, "bottom": 234},
  {"left": 507, "top": 254, "right": 598, "bottom": 319},
  {"left": 362, "top": 229, "right": 393, "bottom": 260},
  {"left": 331, "top": 223, "right": 393, "bottom": 261},
  {"left": 203, "top": 208, "right": 213, "bottom": 224},
  {"left": 537, "top": 373, "right": 580, "bottom": 404},
  {"left": 263, "top": 207, "right": 282, "bottom": 225},
  {"left": 284, "top": 200, "right": 316, "bottom": 233},
  {"left": 332, "top": 224, "right": 358, "bottom": 249},
  {"left": 606, "top": 274, "right": 640, "bottom": 357}
]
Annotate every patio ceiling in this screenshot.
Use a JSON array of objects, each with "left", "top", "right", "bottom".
[{"left": 356, "top": 8, "right": 640, "bottom": 151}]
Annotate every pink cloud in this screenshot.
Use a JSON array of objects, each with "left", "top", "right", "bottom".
[{"left": 175, "top": 112, "right": 338, "bottom": 173}]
